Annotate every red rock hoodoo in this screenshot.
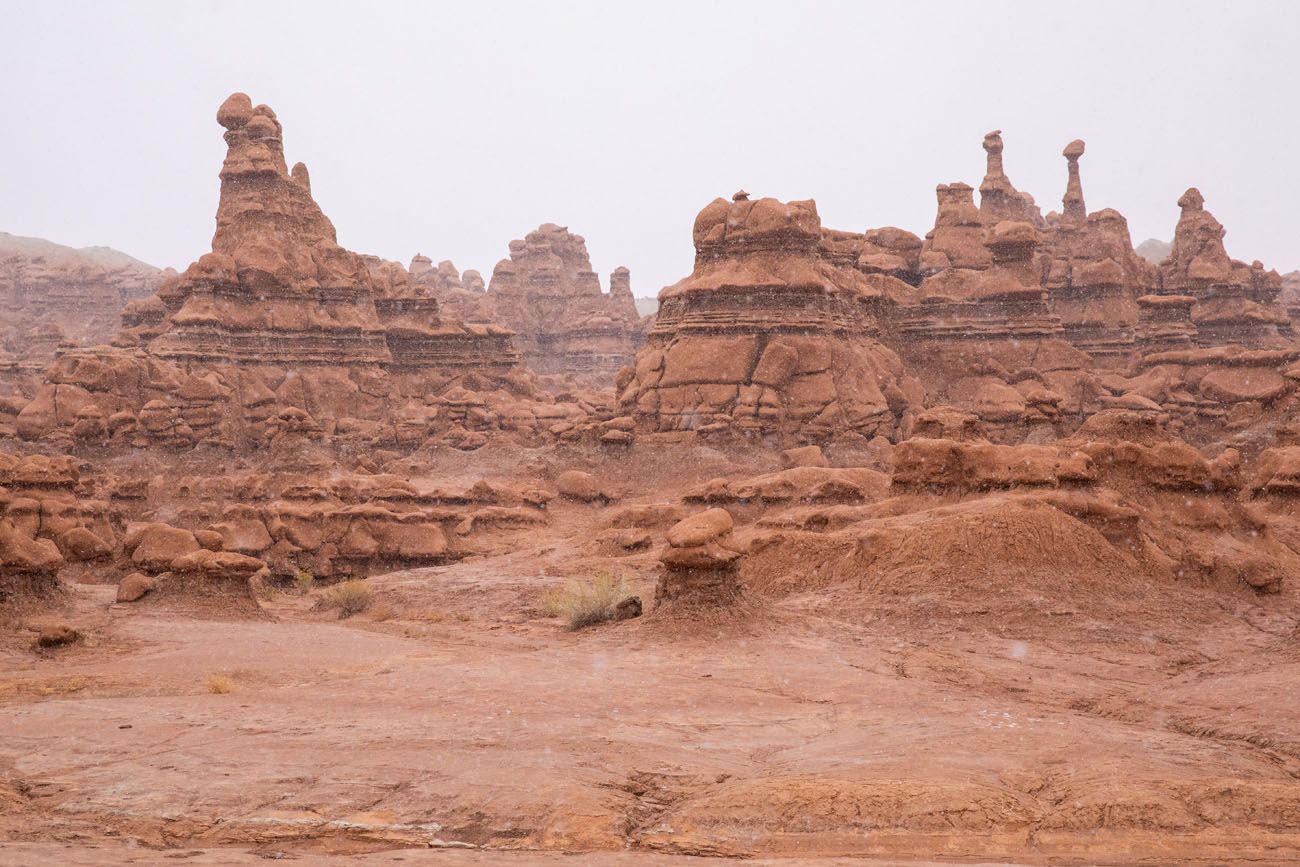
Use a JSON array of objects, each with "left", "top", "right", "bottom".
[
  {"left": 1154, "top": 187, "right": 1291, "bottom": 349},
  {"left": 1039, "top": 140, "right": 1157, "bottom": 362},
  {"left": 619, "top": 194, "right": 919, "bottom": 442},
  {"left": 14, "top": 93, "right": 527, "bottom": 450}
]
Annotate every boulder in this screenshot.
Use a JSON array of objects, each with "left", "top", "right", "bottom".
[
  {"left": 129, "top": 524, "right": 201, "bottom": 572},
  {"left": 780, "top": 445, "right": 829, "bottom": 468},
  {"left": 116, "top": 572, "right": 156, "bottom": 603},
  {"left": 556, "top": 470, "right": 605, "bottom": 502},
  {"left": 56, "top": 527, "right": 113, "bottom": 562}
]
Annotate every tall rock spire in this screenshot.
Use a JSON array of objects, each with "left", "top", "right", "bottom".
[
  {"left": 978, "top": 130, "right": 1044, "bottom": 227},
  {"left": 1062, "top": 139, "right": 1086, "bottom": 223}
]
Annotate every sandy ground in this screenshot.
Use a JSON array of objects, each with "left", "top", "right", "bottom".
[
  {"left": 0, "top": 844, "right": 1043, "bottom": 866},
  {"left": 3, "top": 465, "right": 1300, "bottom": 865}
]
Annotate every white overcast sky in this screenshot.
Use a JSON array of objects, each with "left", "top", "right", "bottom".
[{"left": 2, "top": 1, "right": 1297, "bottom": 293}]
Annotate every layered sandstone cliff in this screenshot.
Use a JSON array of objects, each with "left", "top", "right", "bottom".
[
  {"left": 618, "top": 193, "right": 919, "bottom": 442},
  {"left": 14, "top": 93, "right": 523, "bottom": 450}
]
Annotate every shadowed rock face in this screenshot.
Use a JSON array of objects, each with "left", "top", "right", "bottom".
[
  {"left": 1280, "top": 271, "right": 1300, "bottom": 323},
  {"left": 485, "top": 224, "right": 644, "bottom": 377},
  {"left": 619, "top": 194, "right": 920, "bottom": 442}
]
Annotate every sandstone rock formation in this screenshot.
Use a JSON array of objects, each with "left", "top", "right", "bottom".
[
  {"left": 820, "top": 226, "right": 924, "bottom": 285},
  {"left": 619, "top": 194, "right": 919, "bottom": 442},
  {"left": 919, "top": 182, "right": 991, "bottom": 274},
  {"left": 741, "top": 409, "right": 1297, "bottom": 620},
  {"left": 13, "top": 93, "right": 530, "bottom": 449},
  {"left": 1039, "top": 141, "right": 1157, "bottom": 362},
  {"left": 484, "top": 224, "right": 643, "bottom": 377},
  {"left": 977, "top": 130, "right": 1045, "bottom": 227},
  {"left": 915, "top": 132, "right": 1046, "bottom": 276},
  {"left": 1155, "top": 188, "right": 1290, "bottom": 348},
  {"left": 146, "top": 93, "right": 394, "bottom": 364},
  {"left": 656, "top": 507, "right": 745, "bottom": 608},
  {"left": 899, "top": 219, "right": 1094, "bottom": 436},
  {"left": 0, "top": 453, "right": 115, "bottom": 605},
  {"left": 408, "top": 255, "right": 491, "bottom": 324}
]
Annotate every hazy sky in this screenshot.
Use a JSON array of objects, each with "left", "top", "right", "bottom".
[{"left": 3, "top": 1, "right": 1297, "bottom": 294}]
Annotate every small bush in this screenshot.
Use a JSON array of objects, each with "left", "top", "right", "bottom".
[
  {"left": 294, "top": 570, "right": 315, "bottom": 595},
  {"left": 324, "top": 580, "right": 374, "bottom": 618},
  {"left": 207, "top": 674, "right": 236, "bottom": 695},
  {"left": 541, "top": 572, "right": 629, "bottom": 631}
]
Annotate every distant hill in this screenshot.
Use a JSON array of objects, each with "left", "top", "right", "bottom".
[
  {"left": 1135, "top": 238, "right": 1172, "bottom": 265},
  {"left": 0, "top": 231, "right": 164, "bottom": 362},
  {"left": 634, "top": 296, "right": 657, "bottom": 317},
  {"left": 0, "top": 232, "right": 160, "bottom": 270}
]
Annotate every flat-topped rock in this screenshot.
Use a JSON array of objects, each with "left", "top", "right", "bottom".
[{"left": 619, "top": 194, "right": 919, "bottom": 443}]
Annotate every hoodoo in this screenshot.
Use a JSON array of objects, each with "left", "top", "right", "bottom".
[
  {"left": 147, "top": 93, "right": 394, "bottom": 365},
  {"left": 1156, "top": 187, "right": 1290, "bottom": 348},
  {"left": 619, "top": 194, "right": 919, "bottom": 442},
  {"left": 977, "top": 129, "right": 1045, "bottom": 227},
  {"left": 15, "top": 93, "right": 522, "bottom": 448},
  {"left": 1040, "top": 140, "right": 1156, "bottom": 362}
]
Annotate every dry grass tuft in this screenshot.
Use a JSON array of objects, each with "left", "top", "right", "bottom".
[
  {"left": 324, "top": 580, "right": 374, "bottom": 618},
  {"left": 207, "top": 674, "right": 236, "bottom": 695},
  {"left": 294, "top": 570, "right": 315, "bottom": 595},
  {"left": 541, "top": 572, "right": 629, "bottom": 631}
]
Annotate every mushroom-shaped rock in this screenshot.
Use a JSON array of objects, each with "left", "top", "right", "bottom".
[
  {"left": 666, "top": 508, "right": 734, "bottom": 548},
  {"left": 656, "top": 508, "right": 746, "bottom": 607},
  {"left": 216, "top": 92, "right": 254, "bottom": 129}
]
